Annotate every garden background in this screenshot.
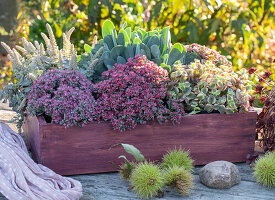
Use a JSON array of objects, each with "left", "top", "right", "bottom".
[{"left": 0, "top": 0, "right": 274, "bottom": 89}]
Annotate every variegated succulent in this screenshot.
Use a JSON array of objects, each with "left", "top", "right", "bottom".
[
  {"left": 0, "top": 24, "right": 78, "bottom": 131},
  {"left": 168, "top": 60, "right": 253, "bottom": 114}
]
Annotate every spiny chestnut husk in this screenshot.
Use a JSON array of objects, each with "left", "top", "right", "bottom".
[
  {"left": 164, "top": 166, "right": 194, "bottom": 195},
  {"left": 130, "top": 162, "right": 164, "bottom": 199},
  {"left": 254, "top": 152, "right": 275, "bottom": 187}
]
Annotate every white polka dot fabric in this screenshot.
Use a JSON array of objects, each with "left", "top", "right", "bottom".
[{"left": 0, "top": 122, "right": 82, "bottom": 200}]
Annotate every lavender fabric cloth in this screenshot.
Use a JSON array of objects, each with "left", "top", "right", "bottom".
[{"left": 0, "top": 122, "right": 82, "bottom": 200}]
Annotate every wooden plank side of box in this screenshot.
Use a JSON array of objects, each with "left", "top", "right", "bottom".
[{"left": 23, "top": 112, "right": 256, "bottom": 175}]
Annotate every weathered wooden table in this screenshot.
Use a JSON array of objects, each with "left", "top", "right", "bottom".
[{"left": 0, "top": 103, "right": 274, "bottom": 200}]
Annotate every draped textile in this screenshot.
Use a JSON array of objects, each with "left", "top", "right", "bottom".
[{"left": 0, "top": 122, "right": 82, "bottom": 200}]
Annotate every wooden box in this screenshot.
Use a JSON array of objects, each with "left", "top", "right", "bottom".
[{"left": 23, "top": 112, "right": 257, "bottom": 175}]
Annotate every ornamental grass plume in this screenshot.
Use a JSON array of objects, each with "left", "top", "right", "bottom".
[
  {"left": 27, "top": 69, "right": 95, "bottom": 127},
  {"left": 94, "top": 55, "right": 185, "bottom": 131},
  {"left": 161, "top": 148, "right": 194, "bottom": 172},
  {"left": 130, "top": 162, "right": 164, "bottom": 199},
  {"left": 164, "top": 166, "right": 193, "bottom": 195},
  {"left": 254, "top": 152, "right": 275, "bottom": 188}
]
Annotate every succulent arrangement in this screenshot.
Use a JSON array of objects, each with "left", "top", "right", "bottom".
[
  {"left": 0, "top": 20, "right": 254, "bottom": 132},
  {"left": 113, "top": 144, "right": 194, "bottom": 199}
]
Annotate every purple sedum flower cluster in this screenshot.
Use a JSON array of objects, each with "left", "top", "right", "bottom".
[
  {"left": 27, "top": 70, "right": 95, "bottom": 127},
  {"left": 94, "top": 55, "right": 185, "bottom": 131},
  {"left": 27, "top": 56, "right": 185, "bottom": 131}
]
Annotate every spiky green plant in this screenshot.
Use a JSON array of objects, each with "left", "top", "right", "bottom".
[
  {"left": 161, "top": 148, "right": 194, "bottom": 172},
  {"left": 168, "top": 59, "right": 253, "bottom": 114},
  {"left": 130, "top": 162, "right": 164, "bottom": 199},
  {"left": 164, "top": 166, "right": 193, "bottom": 195},
  {"left": 0, "top": 24, "right": 78, "bottom": 131},
  {"left": 253, "top": 152, "right": 275, "bottom": 188}
]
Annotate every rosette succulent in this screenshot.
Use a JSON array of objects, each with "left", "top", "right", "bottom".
[{"left": 168, "top": 59, "right": 253, "bottom": 114}]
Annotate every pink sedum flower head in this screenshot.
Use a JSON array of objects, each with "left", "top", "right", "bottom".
[
  {"left": 94, "top": 55, "right": 185, "bottom": 131},
  {"left": 27, "top": 69, "right": 95, "bottom": 127}
]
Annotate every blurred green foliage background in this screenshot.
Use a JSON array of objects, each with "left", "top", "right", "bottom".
[{"left": 1, "top": 0, "right": 274, "bottom": 89}]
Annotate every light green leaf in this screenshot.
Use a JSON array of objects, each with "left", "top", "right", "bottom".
[
  {"left": 118, "top": 29, "right": 130, "bottom": 45},
  {"left": 125, "top": 27, "right": 131, "bottom": 39},
  {"left": 160, "top": 26, "right": 171, "bottom": 55},
  {"left": 133, "top": 37, "right": 142, "bottom": 45},
  {"left": 54, "top": 23, "right": 62, "bottom": 38},
  {"left": 118, "top": 155, "right": 132, "bottom": 171},
  {"left": 171, "top": 43, "right": 185, "bottom": 53},
  {"left": 102, "top": 20, "right": 116, "bottom": 37},
  {"left": 84, "top": 44, "right": 92, "bottom": 53},
  {"left": 119, "top": 143, "right": 145, "bottom": 162}
]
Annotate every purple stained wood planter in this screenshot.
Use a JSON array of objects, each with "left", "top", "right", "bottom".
[{"left": 23, "top": 112, "right": 257, "bottom": 176}]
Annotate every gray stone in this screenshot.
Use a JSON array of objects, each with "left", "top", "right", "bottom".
[{"left": 199, "top": 161, "right": 241, "bottom": 189}]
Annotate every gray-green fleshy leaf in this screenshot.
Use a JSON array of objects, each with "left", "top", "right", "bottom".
[
  {"left": 167, "top": 48, "right": 182, "bottom": 65},
  {"left": 110, "top": 45, "right": 125, "bottom": 59},
  {"left": 117, "top": 56, "right": 127, "bottom": 64},
  {"left": 151, "top": 44, "right": 161, "bottom": 58}
]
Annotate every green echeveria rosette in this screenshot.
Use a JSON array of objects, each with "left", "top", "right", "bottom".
[
  {"left": 161, "top": 148, "right": 194, "bottom": 172},
  {"left": 164, "top": 166, "right": 193, "bottom": 195},
  {"left": 130, "top": 162, "right": 164, "bottom": 199},
  {"left": 253, "top": 152, "right": 275, "bottom": 188}
]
